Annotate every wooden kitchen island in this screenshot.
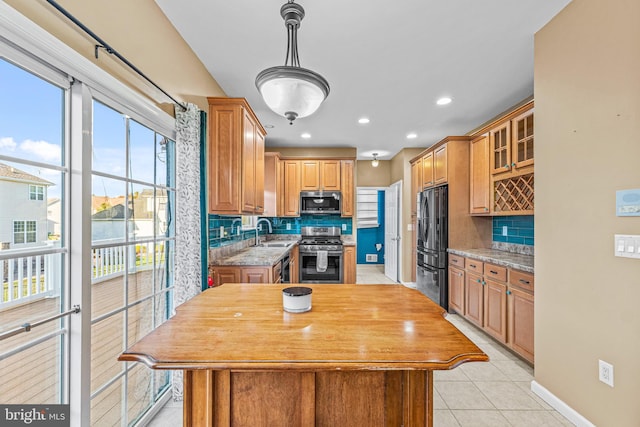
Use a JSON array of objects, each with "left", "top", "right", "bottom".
[{"left": 119, "top": 284, "right": 488, "bottom": 426}]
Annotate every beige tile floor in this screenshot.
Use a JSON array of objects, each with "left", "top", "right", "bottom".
[{"left": 145, "top": 265, "right": 573, "bottom": 427}]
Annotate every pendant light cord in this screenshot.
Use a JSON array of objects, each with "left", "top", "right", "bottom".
[{"left": 44, "top": 0, "right": 188, "bottom": 111}]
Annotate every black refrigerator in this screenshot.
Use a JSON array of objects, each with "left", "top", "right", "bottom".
[{"left": 416, "top": 185, "right": 448, "bottom": 310}]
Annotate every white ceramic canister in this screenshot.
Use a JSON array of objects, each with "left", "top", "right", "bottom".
[{"left": 282, "top": 286, "right": 312, "bottom": 313}]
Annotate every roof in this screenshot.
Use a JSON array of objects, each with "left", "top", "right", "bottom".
[
  {"left": 91, "top": 204, "right": 131, "bottom": 220},
  {"left": 0, "top": 162, "right": 53, "bottom": 185}
]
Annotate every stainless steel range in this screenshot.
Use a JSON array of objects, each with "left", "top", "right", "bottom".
[{"left": 299, "top": 226, "right": 343, "bottom": 284}]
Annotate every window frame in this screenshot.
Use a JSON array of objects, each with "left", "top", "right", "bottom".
[{"left": 29, "top": 184, "right": 45, "bottom": 201}]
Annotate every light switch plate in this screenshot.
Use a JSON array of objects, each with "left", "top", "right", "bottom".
[{"left": 614, "top": 234, "right": 640, "bottom": 259}]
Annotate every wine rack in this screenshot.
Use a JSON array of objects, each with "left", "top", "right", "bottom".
[{"left": 493, "top": 173, "right": 534, "bottom": 213}]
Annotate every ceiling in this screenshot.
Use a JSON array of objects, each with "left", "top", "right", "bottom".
[{"left": 155, "top": 0, "right": 571, "bottom": 160}]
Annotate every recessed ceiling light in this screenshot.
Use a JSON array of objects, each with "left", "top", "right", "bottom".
[
  {"left": 358, "top": 117, "right": 370, "bottom": 124},
  {"left": 264, "top": 124, "right": 275, "bottom": 129},
  {"left": 301, "top": 133, "right": 311, "bottom": 139},
  {"left": 436, "top": 97, "right": 452, "bottom": 106},
  {"left": 406, "top": 133, "right": 418, "bottom": 139}
]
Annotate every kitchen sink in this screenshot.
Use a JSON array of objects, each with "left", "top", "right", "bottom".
[{"left": 257, "top": 241, "right": 296, "bottom": 248}]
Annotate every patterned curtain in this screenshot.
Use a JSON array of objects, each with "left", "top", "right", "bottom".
[{"left": 172, "top": 102, "right": 203, "bottom": 400}]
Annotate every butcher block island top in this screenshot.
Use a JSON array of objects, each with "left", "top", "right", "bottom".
[{"left": 120, "top": 284, "right": 488, "bottom": 426}]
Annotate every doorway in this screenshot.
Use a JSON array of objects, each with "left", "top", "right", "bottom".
[{"left": 384, "top": 180, "right": 402, "bottom": 282}]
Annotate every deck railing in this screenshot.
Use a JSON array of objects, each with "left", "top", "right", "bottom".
[{"left": 1, "top": 239, "right": 164, "bottom": 309}]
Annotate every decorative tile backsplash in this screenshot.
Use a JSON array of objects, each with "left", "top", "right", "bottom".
[
  {"left": 492, "top": 215, "right": 534, "bottom": 246},
  {"left": 208, "top": 214, "right": 352, "bottom": 248}
]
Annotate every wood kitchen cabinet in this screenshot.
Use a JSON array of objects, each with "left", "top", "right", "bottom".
[
  {"left": 470, "top": 134, "right": 491, "bottom": 215},
  {"left": 290, "top": 245, "right": 299, "bottom": 283},
  {"left": 264, "top": 152, "right": 283, "bottom": 217},
  {"left": 508, "top": 270, "right": 534, "bottom": 363},
  {"left": 512, "top": 109, "right": 534, "bottom": 169},
  {"left": 212, "top": 266, "right": 275, "bottom": 285},
  {"left": 343, "top": 245, "right": 356, "bottom": 284},
  {"left": 421, "top": 151, "right": 434, "bottom": 188},
  {"left": 483, "top": 263, "right": 508, "bottom": 343},
  {"left": 465, "top": 270, "right": 484, "bottom": 328},
  {"left": 411, "top": 160, "right": 421, "bottom": 216},
  {"left": 212, "top": 267, "right": 241, "bottom": 286},
  {"left": 340, "top": 160, "right": 354, "bottom": 217},
  {"left": 207, "top": 97, "right": 266, "bottom": 215},
  {"left": 450, "top": 254, "right": 535, "bottom": 363},
  {"left": 241, "top": 267, "right": 271, "bottom": 284},
  {"left": 490, "top": 121, "right": 512, "bottom": 175},
  {"left": 283, "top": 160, "right": 301, "bottom": 217},
  {"left": 300, "top": 160, "right": 341, "bottom": 191},
  {"left": 433, "top": 145, "right": 448, "bottom": 185},
  {"left": 448, "top": 254, "right": 465, "bottom": 314}
]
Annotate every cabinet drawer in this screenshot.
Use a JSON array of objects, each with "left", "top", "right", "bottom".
[
  {"left": 465, "top": 258, "right": 483, "bottom": 274},
  {"left": 484, "top": 263, "right": 507, "bottom": 282},
  {"left": 449, "top": 254, "right": 464, "bottom": 268},
  {"left": 509, "top": 270, "right": 534, "bottom": 292}
]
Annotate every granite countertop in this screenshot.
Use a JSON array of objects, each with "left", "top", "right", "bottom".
[
  {"left": 212, "top": 242, "right": 297, "bottom": 267},
  {"left": 341, "top": 235, "right": 356, "bottom": 246},
  {"left": 448, "top": 248, "right": 534, "bottom": 273}
]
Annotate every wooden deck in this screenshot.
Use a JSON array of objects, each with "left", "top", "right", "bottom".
[{"left": 0, "top": 269, "right": 171, "bottom": 426}]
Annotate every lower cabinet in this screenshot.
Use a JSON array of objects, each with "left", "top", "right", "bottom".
[
  {"left": 447, "top": 264, "right": 465, "bottom": 314},
  {"left": 241, "top": 267, "right": 271, "bottom": 284},
  {"left": 508, "top": 286, "right": 534, "bottom": 362},
  {"left": 484, "top": 279, "right": 507, "bottom": 343},
  {"left": 212, "top": 265, "right": 274, "bottom": 285},
  {"left": 448, "top": 255, "right": 534, "bottom": 363},
  {"left": 464, "top": 271, "right": 484, "bottom": 328},
  {"left": 343, "top": 246, "right": 356, "bottom": 284},
  {"left": 290, "top": 245, "right": 299, "bottom": 284}
]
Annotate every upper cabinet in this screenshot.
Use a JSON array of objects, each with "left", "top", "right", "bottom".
[
  {"left": 283, "top": 160, "right": 301, "bottom": 217},
  {"left": 207, "top": 97, "right": 266, "bottom": 215},
  {"left": 340, "top": 160, "right": 354, "bottom": 217},
  {"left": 263, "top": 152, "right": 282, "bottom": 217},
  {"left": 421, "top": 151, "right": 434, "bottom": 189},
  {"left": 512, "top": 110, "right": 534, "bottom": 169},
  {"left": 433, "top": 145, "right": 448, "bottom": 185},
  {"left": 490, "top": 121, "right": 511, "bottom": 175},
  {"left": 470, "top": 134, "right": 491, "bottom": 215},
  {"left": 278, "top": 158, "right": 353, "bottom": 217},
  {"left": 300, "top": 160, "right": 341, "bottom": 191},
  {"left": 470, "top": 101, "right": 535, "bottom": 216}
]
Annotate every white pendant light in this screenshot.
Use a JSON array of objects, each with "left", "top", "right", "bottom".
[
  {"left": 371, "top": 153, "right": 379, "bottom": 168},
  {"left": 256, "top": 1, "right": 329, "bottom": 125}
]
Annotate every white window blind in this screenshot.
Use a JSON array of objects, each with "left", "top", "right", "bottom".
[{"left": 357, "top": 188, "right": 379, "bottom": 228}]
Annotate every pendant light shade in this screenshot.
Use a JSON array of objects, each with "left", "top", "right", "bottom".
[
  {"left": 256, "top": 1, "right": 329, "bottom": 125},
  {"left": 371, "top": 153, "right": 379, "bottom": 168}
]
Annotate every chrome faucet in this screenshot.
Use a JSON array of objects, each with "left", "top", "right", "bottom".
[{"left": 255, "top": 218, "right": 273, "bottom": 246}]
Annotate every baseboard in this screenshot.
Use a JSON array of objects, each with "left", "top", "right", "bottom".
[
  {"left": 401, "top": 281, "right": 417, "bottom": 289},
  {"left": 531, "top": 381, "right": 595, "bottom": 427}
]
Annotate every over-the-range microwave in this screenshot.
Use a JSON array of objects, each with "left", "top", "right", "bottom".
[{"left": 300, "top": 191, "right": 341, "bottom": 214}]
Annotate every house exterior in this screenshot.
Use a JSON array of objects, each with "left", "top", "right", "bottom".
[{"left": 0, "top": 162, "right": 52, "bottom": 249}]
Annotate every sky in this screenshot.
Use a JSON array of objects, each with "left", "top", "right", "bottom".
[{"left": 0, "top": 57, "right": 170, "bottom": 200}]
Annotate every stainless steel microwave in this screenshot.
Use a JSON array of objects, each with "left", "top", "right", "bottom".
[{"left": 300, "top": 191, "right": 341, "bottom": 214}]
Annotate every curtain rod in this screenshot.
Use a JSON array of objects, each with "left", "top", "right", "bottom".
[{"left": 45, "top": 0, "right": 188, "bottom": 111}]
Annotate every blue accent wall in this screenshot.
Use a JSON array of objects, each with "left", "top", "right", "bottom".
[
  {"left": 356, "top": 190, "right": 385, "bottom": 264},
  {"left": 492, "top": 215, "right": 534, "bottom": 246},
  {"left": 208, "top": 214, "right": 352, "bottom": 248}
]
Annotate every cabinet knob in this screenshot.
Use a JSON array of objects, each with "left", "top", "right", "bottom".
[
  {"left": 484, "top": 208, "right": 489, "bottom": 211},
  {"left": 482, "top": 280, "right": 486, "bottom": 285},
  {"left": 511, "top": 162, "right": 516, "bottom": 167},
  {"left": 504, "top": 164, "right": 509, "bottom": 169},
  {"left": 476, "top": 279, "right": 481, "bottom": 283},
  {"left": 506, "top": 290, "right": 512, "bottom": 295}
]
